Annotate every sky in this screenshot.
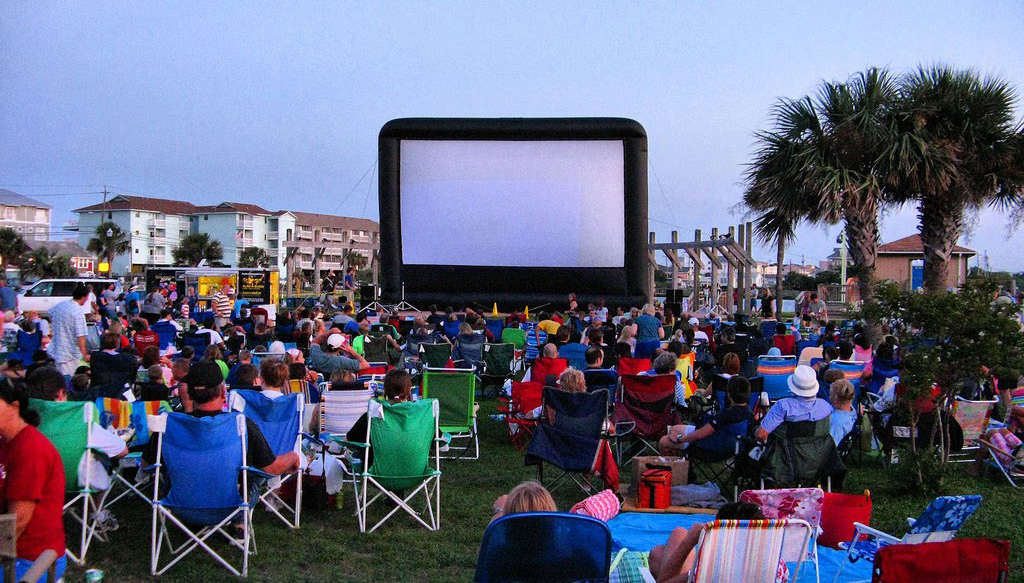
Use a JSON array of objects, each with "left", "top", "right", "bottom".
[{"left": 2, "top": 1, "right": 1023, "bottom": 269}]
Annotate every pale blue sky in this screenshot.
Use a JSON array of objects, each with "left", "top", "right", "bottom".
[{"left": 2, "top": 2, "right": 1023, "bottom": 268}]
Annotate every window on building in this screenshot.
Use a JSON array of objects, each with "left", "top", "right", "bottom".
[
  {"left": 204, "top": 215, "right": 208, "bottom": 220},
  {"left": 136, "top": 212, "right": 140, "bottom": 218},
  {"left": 107, "top": 212, "right": 112, "bottom": 219}
]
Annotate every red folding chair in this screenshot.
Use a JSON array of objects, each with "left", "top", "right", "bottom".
[
  {"left": 773, "top": 334, "right": 797, "bottom": 356},
  {"left": 616, "top": 357, "right": 651, "bottom": 377},
  {"left": 872, "top": 538, "right": 1010, "bottom": 583},
  {"left": 612, "top": 374, "right": 678, "bottom": 460},
  {"left": 498, "top": 381, "right": 545, "bottom": 450},
  {"left": 531, "top": 357, "right": 568, "bottom": 386}
]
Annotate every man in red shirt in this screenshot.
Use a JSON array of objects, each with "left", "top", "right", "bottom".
[{"left": 0, "top": 379, "right": 66, "bottom": 582}]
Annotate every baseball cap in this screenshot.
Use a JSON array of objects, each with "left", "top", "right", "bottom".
[
  {"left": 327, "top": 333, "right": 346, "bottom": 349},
  {"left": 688, "top": 317, "right": 700, "bottom": 326},
  {"left": 286, "top": 348, "right": 301, "bottom": 358},
  {"left": 183, "top": 361, "right": 225, "bottom": 389}
]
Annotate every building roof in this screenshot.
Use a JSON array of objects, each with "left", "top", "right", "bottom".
[
  {"left": 27, "top": 239, "right": 91, "bottom": 257},
  {"left": 192, "top": 202, "right": 273, "bottom": 215},
  {"left": 289, "top": 211, "right": 379, "bottom": 231},
  {"left": 0, "top": 189, "right": 51, "bottom": 209},
  {"left": 74, "top": 194, "right": 198, "bottom": 215},
  {"left": 877, "top": 234, "right": 975, "bottom": 256}
]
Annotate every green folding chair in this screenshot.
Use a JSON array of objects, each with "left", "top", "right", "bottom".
[
  {"left": 421, "top": 368, "right": 479, "bottom": 460},
  {"left": 334, "top": 398, "right": 442, "bottom": 533},
  {"left": 481, "top": 342, "right": 517, "bottom": 396},
  {"left": 31, "top": 399, "right": 106, "bottom": 565},
  {"left": 419, "top": 342, "right": 452, "bottom": 369}
]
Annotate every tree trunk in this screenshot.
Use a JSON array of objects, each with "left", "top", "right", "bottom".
[
  {"left": 919, "top": 195, "right": 964, "bottom": 294},
  {"left": 844, "top": 191, "right": 881, "bottom": 344},
  {"left": 775, "top": 238, "right": 785, "bottom": 317}
]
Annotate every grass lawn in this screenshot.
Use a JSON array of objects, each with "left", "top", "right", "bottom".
[{"left": 73, "top": 398, "right": 1023, "bottom": 583}]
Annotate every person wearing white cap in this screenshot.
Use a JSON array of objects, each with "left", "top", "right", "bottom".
[
  {"left": 688, "top": 317, "right": 709, "bottom": 344},
  {"left": 308, "top": 332, "right": 368, "bottom": 376},
  {"left": 754, "top": 364, "right": 833, "bottom": 442}
]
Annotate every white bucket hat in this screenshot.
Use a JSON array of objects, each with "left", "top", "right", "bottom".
[{"left": 787, "top": 365, "right": 820, "bottom": 398}]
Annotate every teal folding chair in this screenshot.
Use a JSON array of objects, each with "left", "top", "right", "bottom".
[{"left": 421, "top": 368, "right": 479, "bottom": 460}]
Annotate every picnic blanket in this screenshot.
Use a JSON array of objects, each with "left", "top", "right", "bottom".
[{"left": 607, "top": 512, "right": 873, "bottom": 583}]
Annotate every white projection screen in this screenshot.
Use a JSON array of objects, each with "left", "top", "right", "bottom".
[
  {"left": 378, "top": 118, "right": 649, "bottom": 309},
  {"left": 399, "top": 140, "right": 625, "bottom": 268}
]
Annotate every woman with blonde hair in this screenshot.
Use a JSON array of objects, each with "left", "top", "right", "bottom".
[
  {"left": 491, "top": 481, "right": 557, "bottom": 522},
  {"left": 558, "top": 368, "right": 586, "bottom": 393},
  {"left": 634, "top": 303, "right": 665, "bottom": 359},
  {"left": 617, "top": 324, "right": 636, "bottom": 352}
]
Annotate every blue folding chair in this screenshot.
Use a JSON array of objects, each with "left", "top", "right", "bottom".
[
  {"left": 757, "top": 355, "right": 797, "bottom": 400},
  {"left": 557, "top": 342, "right": 588, "bottom": 371},
  {"left": 8, "top": 329, "right": 42, "bottom": 365},
  {"left": 831, "top": 360, "right": 867, "bottom": 401},
  {"left": 180, "top": 333, "right": 209, "bottom": 361},
  {"left": 484, "top": 318, "right": 504, "bottom": 342},
  {"left": 474, "top": 512, "right": 612, "bottom": 583},
  {"left": 150, "top": 412, "right": 265, "bottom": 577},
  {"left": 453, "top": 333, "right": 486, "bottom": 370},
  {"left": 229, "top": 390, "right": 306, "bottom": 528},
  {"left": 760, "top": 320, "right": 778, "bottom": 340},
  {"left": 151, "top": 321, "right": 179, "bottom": 351}
]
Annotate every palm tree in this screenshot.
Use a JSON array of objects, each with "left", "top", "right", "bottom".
[
  {"left": 86, "top": 222, "right": 131, "bottom": 273},
  {"left": 0, "top": 228, "right": 27, "bottom": 273},
  {"left": 884, "top": 66, "right": 1024, "bottom": 293},
  {"left": 21, "top": 248, "right": 76, "bottom": 279},
  {"left": 172, "top": 233, "right": 224, "bottom": 266},
  {"left": 344, "top": 250, "right": 368, "bottom": 270},
  {"left": 745, "top": 69, "right": 899, "bottom": 317},
  {"left": 238, "top": 247, "right": 270, "bottom": 268}
]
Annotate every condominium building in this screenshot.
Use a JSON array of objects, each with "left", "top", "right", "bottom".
[
  {"left": 73, "top": 195, "right": 378, "bottom": 278},
  {"left": 0, "top": 189, "right": 51, "bottom": 241}
]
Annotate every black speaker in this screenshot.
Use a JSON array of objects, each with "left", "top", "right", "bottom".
[
  {"left": 359, "top": 285, "right": 377, "bottom": 301},
  {"left": 665, "top": 289, "right": 686, "bottom": 303}
]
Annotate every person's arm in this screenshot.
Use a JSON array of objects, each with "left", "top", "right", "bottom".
[
  {"left": 655, "top": 523, "right": 704, "bottom": 583},
  {"left": 658, "top": 324, "right": 665, "bottom": 340},
  {"left": 339, "top": 343, "right": 369, "bottom": 370},
  {"left": 11, "top": 500, "right": 36, "bottom": 538},
  {"left": 261, "top": 451, "right": 300, "bottom": 475},
  {"left": 756, "top": 404, "right": 784, "bottom": 441},
  {"left": 77, "top": 335, "right": 90, "bottom": 362},
  {"left": 673, "top": 423, "right": 715, "bottom": 445}
]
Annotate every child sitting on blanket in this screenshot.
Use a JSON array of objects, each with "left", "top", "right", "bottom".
[{"left": 648, "top": 501, "right": 788, "bottom": 583}]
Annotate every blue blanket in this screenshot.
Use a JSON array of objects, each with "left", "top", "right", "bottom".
[{"left": 607, "top": 513, "right": 873, "bottom": 583}]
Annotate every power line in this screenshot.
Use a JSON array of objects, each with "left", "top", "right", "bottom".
[
  {"left": 359, "top": 161, "right": 377, "bottom": 219},
  {"left": 331, "top": 160, "right": 376, "bottom": 215},
  {"left": 0, "top": 184, "right": 103, "bottom": 188}
]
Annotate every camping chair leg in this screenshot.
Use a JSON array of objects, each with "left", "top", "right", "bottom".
[
  {"left": 813, "top": 541, "right": 821, "bottom": 583},
  {"left": 832, "top": 542, "right": 858, "bottom": 583}
]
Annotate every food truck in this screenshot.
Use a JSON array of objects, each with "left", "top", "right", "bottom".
[{"left": 144, "top": 267, "right": 280, "bottom": 318}]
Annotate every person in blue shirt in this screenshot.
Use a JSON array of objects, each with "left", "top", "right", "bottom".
[
  {"left": 0, "top": 279, "right": 17, "bottom": 312},
  {"left": 828, "top": 377, "right": 857, "bottom": 447},
  {"left": 755, "top": 364, "right": 833, "bottom": 442},
  {"left": 633, "top": 304, "right": 664, "bottom": 359},
  {"left": 660, "top": 376, "right": 754, "bottom": 456}
]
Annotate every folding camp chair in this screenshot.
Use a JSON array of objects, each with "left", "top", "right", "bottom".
[
  {"left": 421, "top": 368, "right": 479, "bottom": 460},
  {"left": 686, "top": 418, "right": 753, "bottom": 500},
  {"left": 616, "top": 357, "right": 651, "bottom": 377},
  {"left": 500, "top": 326, "right": 527, "bottom": 350},
  {"left": 583, "top": 368, "right": 619, "bottom": 396},
  {"left": 481, "top": 342, "right": 517, "bottom": 396},
  {"left": 772, "top": 334, "right": 797, "bottom": 356},
  {"left": 7, "top": 329, "right": 42, "bottom": 365},
  {"left": 484, "top": 318, "right": 504, "bottom": 341},
  {"left": 611, "top": 374, "right": 677, "bottom": 461},
  {"left": 99, "top": 400, "right": 172, "bottom": 508},
  {"left": 530, "top": 357, "right": 568, "bottom": 386},
  {"left": 760, "top": 320, "right": 778, "bottom": 340},
  {"left": 740, "top": 488, "right": 825, "bottom": 583},
  {"left": 333, "top": 399, "right": 443, "bottom": 533},
  {"left": 497, "top": 381, "right": 544, "bottom": 450},
  {"left": 833, "top": 495, "right": 983, "bottom": 583},
  {"left": 758, "top": 418, "right": 844, "bottom": 490},
  {"left": 525, "top": 388, "right": 612, "bottom": 495},
  {"left": 151, "top": 321, "right": 179, "bottom": 351},
  {"left": 871, "top": 537, "right": 1010, "bottom": 583},
  {"left": 453, "top": 333, "right": 486, "bottom": 371},
  {"left": 362, "top": 334, "right": 392, "bottom": 366},
  {"left": 830, "top": 360, "right": 867, "bottom": 400},
  {"left": 523, "top": 329, "right": 546, "bottom": 361},
  {"left": 320, "top": 381, "right": 375, "bottom": 436},
  {"left": 149, "top": 412, "right": 263, "bottom": 577},
  {"left": 710, "top": 375, "right": 765, "bottom": 412},
  {"left": 229, "top": 390, "right": 306, "bottom": 528},
  {"left": 401, "top": 331, "right": 437, "bottom": 372},
  {"left": 419, "top": 342, "right": 452, "bottom": 369},
  {"left": 474, "top": 512, "right": 612, "bottom": 583},
  {"left": 686, "top": 519, "right": 813, "bottom": 583},
  {"left": 980, "top": 437, "right": 1023, "bottom": 487},
  {"left": 180, "top": 332, "right": 209, "bottom": 360},
  {"left": 558, "top": 343, "right": 588, "bottom": 370},
  {"left": 949, "top": 396, "right": 996, "bottom": 462},
  {"left": 31, "top": 399, "right": 107, "bottom": 565},
  {"left": 757, "top": 355, "right": 797, "bottom": 400}
]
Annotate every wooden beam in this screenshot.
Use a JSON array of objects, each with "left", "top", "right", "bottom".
[
  {"left": 693, "top": 230, "right": 702, "bottom": 310},
  {"left": 710, "top": 227, "right": 720, "bottom": 313},
  {"left": 670, "top": 231, "right": 679, "bottom": 290},
  {"left": 648, "top": 239, "right": 740, "bottom": 251}
]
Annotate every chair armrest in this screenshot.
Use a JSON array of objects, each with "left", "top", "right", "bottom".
[
  {"left": 851, "top": 522, "right": 902, "bottom": 545},
  {"left": 331, "top": 438, "right": 369, "bottom": 449},
  {"left": 242, "top": 466, "right": 274, "bottom": 480},
  {"left": 614, "top": 420, "right": 636, "bottom": 437},
  {"left": 301, "top": 432, "right": 324, "bottom": 446}
]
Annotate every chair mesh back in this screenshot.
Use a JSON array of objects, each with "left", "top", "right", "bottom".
[
  {"left": 151, "top": 321, "right": 178, "bottom": 350},
  {"left": 474, "top": 512, "right": 612, "bottom": 583},
  {"left": 420, "top": 343, "right": 452, "bottom": 368},
  {"left": 363, "top": 335, "right": 390, "bottom": 363},
  {"left": 616, "top": 357, "right": 651, "bottom": 376},
  {"left": 531, "top": 358, "right": 568, "bottom": 386},
  {"left": 510, "top": 381, "right": 543, "bottom": 416},
  {"left": 233, "top": 390, "right": 300, "bottom": 456},
  {"left": 500, "top": 327, "right": 527, "bottom": 349},
  {"left": 758, "top": 356, "right": 797, "bottom": 399},
  {"left": 455, "top": 334, "right": 486, "bottom": 365},
  {"left": 557, "top": 343, "right": 588, "bottom": 370},
  {"left": 161, "top": 412, "right": 244, "bottom": 522},
  {"left": 32, "top": 399, "right": 90, "bottom": 491},
  {"left": 614, "top": 375, "right": 676, "bottom": 439},
  {"left": 422, "top": 370, "right": 475, "bottom": 430}
]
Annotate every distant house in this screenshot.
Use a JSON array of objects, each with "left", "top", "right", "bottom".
[
  {"left": 0, "top": 189, "right": 51, "bottom": 241},
  {"left": 876, "top": 234, "right": 976, "bottom": 291},
  {"left": 27, "top": 240, "right": 95, "bottom": 276}
]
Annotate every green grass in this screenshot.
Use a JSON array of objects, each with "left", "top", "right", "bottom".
[{"left": 71, "top": 400, "right": 1023, "bottom": 582}]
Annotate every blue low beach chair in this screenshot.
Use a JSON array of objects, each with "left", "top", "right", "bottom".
[
  {"left": 150, "top": 412, "right": 266, "bottom": 577},
  {"left": 475, "top": 512, "right": 612, "bottom": 583}
]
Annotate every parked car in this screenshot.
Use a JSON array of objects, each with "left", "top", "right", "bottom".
[{"left": 18, "top": 278, "right": 119, "bottom": 315}]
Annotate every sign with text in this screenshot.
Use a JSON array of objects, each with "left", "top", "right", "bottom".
[{"left": 237, "top": 270, "right": 271, "bottom": 304}]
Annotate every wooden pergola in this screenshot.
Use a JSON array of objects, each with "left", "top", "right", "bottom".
[{"left": 648, "top": 222, "right": 756, "bottom": 314}]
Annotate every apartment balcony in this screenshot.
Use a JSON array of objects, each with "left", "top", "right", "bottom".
[
  {"left": 237, "top": 218, "right": 254, "bottom": 229},
  {"left": 146, "top": 255, "right": 168, "bottom": 264},
  {"left": 147, "top": 218, "right": 167, "bottom": 228},
  {"left": 266, "top": 230, "right": 279, "bottom": 239},
  {"left": 237, "top": 238, "right": 254, "bottom": 248}
]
